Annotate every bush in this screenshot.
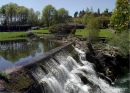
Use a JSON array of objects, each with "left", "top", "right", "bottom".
[
  {"left": 109, "top": 31, "right": 129, "bottom": 58},
  {"left": 0, "top": 72, "right": 10, "bottom": 81},
  {"left": 85, "top": 15, "right": 100, "bottom": 42},
  {"left": 48, "top": 23, "right": 71, "bottom": 34}
]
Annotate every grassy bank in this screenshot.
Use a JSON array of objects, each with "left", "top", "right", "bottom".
[
  {"left": 0, "top": 29, "right": 50, "bottom": 41},
  {"left": 0, "top": 29, "right": 113, "bottom": 41},
  {"left": 75, "top": 29, "right": 113, "bottom": 38},
  {"left": 99, "top": 29, "right": 114, "bottom": 38},
  {"left": 0, "top": 32, "right": 28, "bottom": 41},
  {"left": 75, "top": 29, "right": 87, "bottom": 37},
  {"left": 32, "top": 29, "right": 50, "bottom": 37}
]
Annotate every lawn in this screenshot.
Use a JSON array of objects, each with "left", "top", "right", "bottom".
[
  {"left": 32, "top": 29, "right": 49, "bottom": 33},
  {"left": 32, "top": 29, "right": 114, "bottom": 38},
  {"left": 0, "top": 29, "right": 113, "bottom": 41},
  {"left": 75, "top": 29, "right": 113, "bottom": 38},
  {"left": 32, "top": 29, "right": 50, "bottom": 37},
  {"left": 99, "top": 29, "right": 114, "bottom": 38},
  {"left": 0, "top": 32, "right": 27, "bottom": 41},
  {"left": 75, "top": 29, "right": 87, "bottom": 37},
  {"left": 0, "top": 29, "right": 50, "bottom": 41}
]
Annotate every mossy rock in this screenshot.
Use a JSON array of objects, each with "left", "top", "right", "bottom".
[{"left": 3, "top": 68, "right": 35, "bottom": 92}]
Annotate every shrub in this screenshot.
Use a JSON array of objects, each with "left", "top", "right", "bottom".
[
  {"left": 0, "top": 72, "right": 10, "bottom": 80},
  {"left": 85, "top": 15, "right": 100, "bottom": 42},
  {"left": 48, "top": 23, "right": 71, "bottom": 34},
  {"left": 109, "top": 31, "right": 129, "bottom": 58}
]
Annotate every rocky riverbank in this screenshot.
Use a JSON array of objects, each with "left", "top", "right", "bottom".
[
  {"left": 0, "top": 35, "right": 129, "bottom": 92},
  {"left": 62, "top": 35, "right": 129, "bottom": 84}
]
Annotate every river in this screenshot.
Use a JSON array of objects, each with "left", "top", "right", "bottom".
[{"left": 0, "top": 39, "right": 60, "bottom": 70}]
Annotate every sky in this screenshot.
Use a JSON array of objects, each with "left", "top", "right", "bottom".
[{"left": 0, "top": 0, "right": 116, "bottom": 17}]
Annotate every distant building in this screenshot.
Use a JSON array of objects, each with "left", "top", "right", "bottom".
[{"left": 0, "top": 25, "right": 31, "bottom": 32}]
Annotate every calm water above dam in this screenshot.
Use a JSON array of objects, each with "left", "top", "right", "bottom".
[{"left": 0, "top": 39, "right": 60, "bottom": 70}]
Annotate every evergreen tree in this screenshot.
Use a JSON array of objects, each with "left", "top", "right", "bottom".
[
  {"left": 74, "top": 11, "right": 78, "bottom": 18},
  {"left": 97, "top": 8, "right": 100, "bottom": 15}
]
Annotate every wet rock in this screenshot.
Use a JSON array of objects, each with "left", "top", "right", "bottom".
[
  {"left": 0, "top": 80, "right": 5, "bottom": 90},
  {"left": 74, "top": 41, "right": 129, "bottom": 83},
  {"left": 76, "top": 73, "right": 90, "bottom": 84},
  {"left": 27, "top": 32, "right": 36, "bottom": 38}
]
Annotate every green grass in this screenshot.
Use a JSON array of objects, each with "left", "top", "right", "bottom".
[
  {"left": 32, "top": 29, "right": 114, "bottom": 38},
  {"left": 75, "top": 29, "right": 114, "bottom": 38},
  {"left": 0, "top": 32, "right": 27, "bottom": 41},
  {"left": 32, "top": 29, "right": 49, "bottom": 33},
  {"left": 32, "top": 29, "right": 50, "bottom": 37},
  {"left": 99, "top": 29, "right": 114, "bottom": 38},
  {"left": 0, "top": 29, "right": 113, "bottom": 41},
  {"left": 0, "top": 29, "right": 50, "bottom": 41},
  {"left": 75, "top": 29, "right": 87, "bottom": 37}
]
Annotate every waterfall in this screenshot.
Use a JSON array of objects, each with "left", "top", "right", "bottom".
[{"left": 29, "top": 48, "right": 122, "bottom": 93}]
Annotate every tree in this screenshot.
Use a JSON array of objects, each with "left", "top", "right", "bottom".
[
  {"left": 102, "top": 8, "right": 109, "bottom": 16},
  {"left": 17, "top": 6, "right": 29, "bottom": 25},
  {"left": 41, "top": 4, "right": 57, "bottom": 27},
  {"left": 6, "top": 3, "right": 17, "bottom": 25},
  {"left": 110, "top": 0, "right": 129, "bottom": 32},
  {"left": 85, "top": 15, "right": 100, "bottom": 42},
  {"left": 97, "top": 8, "right": 100, "bottom": 15},
  {"left": 35, "top": 11, "right": 41, "bottom": 20},
  {"left": 0, "top": 3, "right": 41, "bottom": 27},
  {"left": 74, "top": 11, "right": 78, "bottom": 18},
  {"left": 57, "top": 8, "right": 68, "bottom": 23},
  {"left": 35, "top": 11, "right": 41, "bottom": 26},
  {"left": 78, "top": 11, "right": 83, "bottom": 17},
  {"left": 82, "top": 10, "right": 85, "bottom": 15},
  {"left": 83, "top": 7, "right": 94, "bottom": 25},
  {"left": 0, "top": 4, "right": 8, "bottom": 25},
  {"left": 28, "top": 8, "right": 35, "bottom": 26},
  {"left": 97, "top": 16, "right": 110, "bottom": 28},
  {"left": 73, "top": 17, "right": 83, "bottom": 23}
]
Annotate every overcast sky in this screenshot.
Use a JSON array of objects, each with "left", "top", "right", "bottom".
[{"left": 0, "top": 0, "right": 116, "bottom": 17}]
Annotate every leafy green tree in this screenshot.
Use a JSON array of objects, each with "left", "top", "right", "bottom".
[
  {"left": 110, "top": 0, "right": 129, "bottom": 32},
  {"left": 85, "top": 15, "right": 100, "bottom": 42},
  {"left": 65, "top": 15, "right": 73, "bottom": 22},
  {"left": 97, "top": 16, "right": 110, "bottom": 28},
  {"left": 28, "top": 8, "right": 35, "bottom": 26},
  {"left": 0, "top": 3, "right": 40, "bottom": 27},
  {"left": 6, "top": 3, "right": 17, "bottom": 25},
  {"left": 83, "top": 7, "right": 94, "bottom": 25},
  {"left": 0, "top": 4, "right": 8, "bottom": 25},
  {"left": 73, "top": 17, "right": 83, "bottom": 23},
  {"left": 17, "top": 6, "right": 29, "bottom": 25},
  {"left": 41, "top": 4, "right": 57, "bottom": 27},
  {"left": 35, "top": 11, "right": 41, "bottom": 26},
  {"left": 57, "top": 8, "right": 68, "bottom": 23}
]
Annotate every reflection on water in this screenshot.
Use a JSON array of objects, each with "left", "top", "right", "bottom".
[{"left": 0, "top": 39, "right": 60, "bottom": 70}]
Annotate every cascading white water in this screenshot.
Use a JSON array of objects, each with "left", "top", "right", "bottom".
[{"left": 30, "top": 48, "right": 122, "bottom": 93}]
